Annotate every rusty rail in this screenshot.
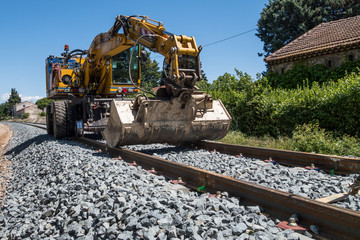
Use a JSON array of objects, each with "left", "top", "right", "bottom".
[
  {"left": 76, "top": 137, "right": 360, "bottom": 240},
  {"left": 24, "top": 122, "right": 360, "bottom": 174},
  {"left": 183, "top": 141, "right": 360, "bottom": 174},
  {"left": 20, "top": 122, "right": 47, "bottom": 130}
]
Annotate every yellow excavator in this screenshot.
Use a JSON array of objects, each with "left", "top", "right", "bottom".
[{"left": 45, "top": 15, "right": 231, "bottom": 147}]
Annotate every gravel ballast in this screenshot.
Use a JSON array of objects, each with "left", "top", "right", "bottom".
[
  {"left": 0, "top": 123, "right": 307, "bottom": 239},
  {"left": 126, "top": 144, "right": 360, "bottom": 212}
]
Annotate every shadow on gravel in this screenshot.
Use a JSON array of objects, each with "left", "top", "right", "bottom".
[
  {"left": 137, "top": 146, "right": 190, "bottom": 155},
  {"left": 5, "top": 134, "right": 50, "bottom": 156},
  {"left": 83, "top": 133, "right": 103, "bottom": 140}
]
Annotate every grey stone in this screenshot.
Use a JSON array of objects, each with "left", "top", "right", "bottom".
[
  {"left": 40, "top": 209, "right": 54, "bottom": 219},
  {"left": 254, "top": 231, "right": 272, "bottom": 240},
  {"left": 126, "top": 218, "right": 138, "bottom": 230},
  {"left": 143, "top": 227, "right": 157, "bottom": 240},
  {"left": 66, "top": 222, "right": 85, "bottom": 237},
  {"left": 191, "top": 233, "right": 203, "bottom": 240},
  {"left": 157, "top": 215, "right": 173, "bottom": 227},
  {"left": 246, "top": 206, "right": 261, "bottom": 213},
  {"left": 3, "top": 123, "right": 358, "bottom": 240},
  {"left": 233, "top": 222, "right": 247, "bottom": 235}
]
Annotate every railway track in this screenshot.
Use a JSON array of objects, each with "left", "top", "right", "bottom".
[
  {"left": 10, "top": 122, "right": 360, "bottom": 239},
  {"left": 23, "top": 122, "right": 360, "bottom": 175},
  {"left": 183, "top": 141, "right": 360, "bottom": 174}
]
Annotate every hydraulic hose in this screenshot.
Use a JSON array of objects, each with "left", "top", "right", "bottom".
[
  {"left": 128, "top": 34, "right": 159, "bottom": 98},
  {"left": 64, "top": 49, "right": 87, "bottom": 63}
]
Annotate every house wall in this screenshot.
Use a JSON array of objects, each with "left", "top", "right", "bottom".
[
  {"left": 268, "top": 48, "right": 360, "bottom": 74},
  {"left": 14, "top": 101, "right": 33, "bottom": 112},
  {"left": 15, "top": 105, "right": 42, "bottom": 118}
]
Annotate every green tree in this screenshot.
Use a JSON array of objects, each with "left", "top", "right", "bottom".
[
  {"left": 140, "top": 50, "right": 162, "bottom": 91},
  {"left": 7, "top": 88, "right": 21, "bottom": 106},
  {"left": 0, "top": 103, "right": 7, "bottom": 119},
  {"left": 200, "top": 62, "right": 208, "bottom": 82},
  {"left": 36, "top": 98, "right": 52, "bottom": 110},
  {"left": 1, "top": 89, "right": 22, "bottom": 117},
  {"left": 256, "top": 0, "right": 360, "bottom": 57}
]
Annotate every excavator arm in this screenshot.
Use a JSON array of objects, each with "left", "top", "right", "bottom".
[{"left": 88, "top": 15, "right": 202, "bottom": 97}]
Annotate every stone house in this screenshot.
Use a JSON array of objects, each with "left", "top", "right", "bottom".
[
  {"left": 13, "top": 101, "right": 43, "bottom": 118},
  {"left": 14, "top": 101, "right": 33, "bottom": 113},
  {"left": 265, "top": 15, "right": 360, "bottom": 74}
]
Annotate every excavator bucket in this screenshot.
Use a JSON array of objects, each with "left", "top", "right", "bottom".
[{"left": 102, "top": 92, "right": 231, "bottom": 147}]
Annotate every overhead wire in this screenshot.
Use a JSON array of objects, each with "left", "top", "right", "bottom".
[
  {"left": 128, "top": 33, "right": 159, "bottom": 98},
  {"left": 127, "top": 21, "right": 257, "bottom": 94},
  {"left": 149, "top": 28, "right": 257, "bottom": 61},
  {"left": 202, "top": 28, "right": 256, "bottom": 47}
]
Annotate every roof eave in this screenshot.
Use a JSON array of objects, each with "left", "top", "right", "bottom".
[{"left": 265, "top": 42, "right": 360, "bottom": 65}]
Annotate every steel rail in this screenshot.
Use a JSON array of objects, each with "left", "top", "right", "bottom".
[
  {"left": 75, "top": 137, "right": 360, "bottom": 240},
  {"left": 19, "top": 122, "right": 47, "bottom": 130},
  {"left": 183, "top": 141, "right": 360, "bottom": 174},
  {"left": 22, "top": 122, "right": 360, "bottom": 174}
]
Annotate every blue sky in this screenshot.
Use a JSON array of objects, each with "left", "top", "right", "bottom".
[{"left": 0, "top": 0, "right": 268, "bottom": 103}]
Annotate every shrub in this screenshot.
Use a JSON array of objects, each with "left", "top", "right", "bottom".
[
  {"left": 206, "top": 70, "right": 360, "bottom": 138},
  {"left": 290, "top": 123, "right": 360, "bottom": 156},
  {"left": 40, "top": 112, "right": 46, "bottom": 117},
  {"left": 21, "top": 113, "right": 30, "bottom": 119},
  {"left": 36, "top": 98, "right": 52, "bottom": 110}
]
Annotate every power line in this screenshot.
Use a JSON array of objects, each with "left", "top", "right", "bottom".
[
  {"left": 202, "top": 28, "right": 256, "bottom": 47},
  {"left": 149, "top": 28, "right": 257, "bottom": 60}
]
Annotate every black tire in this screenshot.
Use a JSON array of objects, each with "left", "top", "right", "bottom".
[
  {"left": 52, "top": 101, "right": 67, "bottom": 139},
  {"left": 66, "top": 103, "right": 76, "bottom": 137},
  {"left": 46, "top": 105, "right": 54, "bottom": 135}
]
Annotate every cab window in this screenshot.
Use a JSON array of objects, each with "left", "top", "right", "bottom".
[{"left": 112, "top": 45, "right": 139, "bottom": 84}]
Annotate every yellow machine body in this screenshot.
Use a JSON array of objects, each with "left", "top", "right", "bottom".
[{"left": 45, "top": 15, "right": 231, "bottom": 146}]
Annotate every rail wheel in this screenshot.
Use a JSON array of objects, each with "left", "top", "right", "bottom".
[
  {"left": 52, "top": 101, "right": 67, "bottom": 139},
  {"left": 46, "top": 105, "right": 54, "bottom": 135}
]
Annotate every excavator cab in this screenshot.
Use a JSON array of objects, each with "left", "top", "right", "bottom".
[{"left": 112, "top": 45, "right": 140, "bottom": 85}]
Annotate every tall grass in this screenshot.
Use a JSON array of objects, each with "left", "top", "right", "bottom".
[{"left": 220, "top": 123, "right": 360, "bottom": 157}]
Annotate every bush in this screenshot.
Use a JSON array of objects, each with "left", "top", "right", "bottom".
[
  {"left": 40, "top": 112, "right": 46, "bottom": 117},
  {"left": 206, "top": 70, "right": 360, "bottom": 138},
  {"left": 36, "top": 98, "right": 52, "bottom": 110},
  {"left": 21, "top": 113, "right": 30, "bottom": 119},
  {"left": 290, "top": 123, "right": 360, "bottom": 156}
]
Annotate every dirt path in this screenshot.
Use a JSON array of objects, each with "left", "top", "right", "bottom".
[{"left": 0, "top": 123, "right": 13, "bottom": 202}]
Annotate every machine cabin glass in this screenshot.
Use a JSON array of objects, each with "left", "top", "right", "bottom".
[
  {"left": 112, "top": 45, "right": 140, "bottom": 85},
  {"left": 178, "top": 56, "right": 196, "bottom": 71}
]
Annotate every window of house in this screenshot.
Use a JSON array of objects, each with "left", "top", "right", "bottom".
[
  {"left": 327, "top": 60, "right": 332, "bottom": 68},
  {"left": 281, "top": 68, "right": 285, "bottom": 74},
  {"left": 348, "top": 54, "right": 354, "bottom": 62}
]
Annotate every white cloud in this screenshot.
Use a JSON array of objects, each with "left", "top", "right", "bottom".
[
  {"left": 1, "top": 93, "right": 10, "bottom": 102},
  {"left": 0, "top": 93, "right": 43, "bottom": 103},
  {"left": 20, "top": 95, "right": 43, "bottom": 102}
]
